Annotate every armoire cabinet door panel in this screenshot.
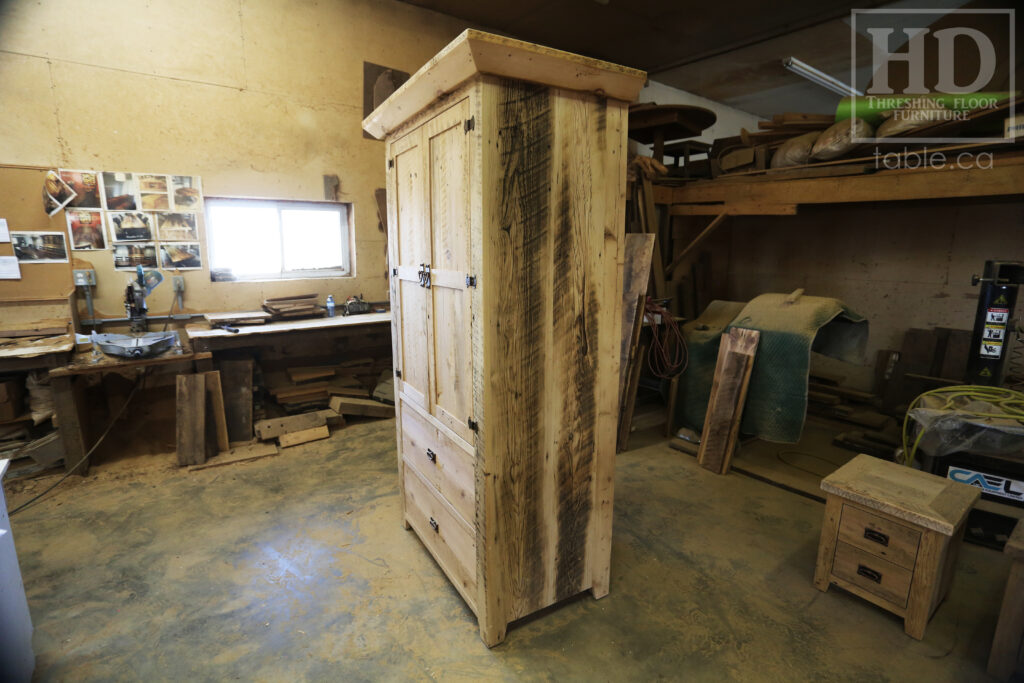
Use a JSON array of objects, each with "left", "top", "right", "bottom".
[
  {"left": 392, "top": 132, "right": 432, "bottom": 409},
  {"left": 424, "top": 99, "right": 474, "bottom": 443}
]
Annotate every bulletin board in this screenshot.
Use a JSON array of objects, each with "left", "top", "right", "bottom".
[{"left": 0, "top": 166, "right": 75, "bottom": 303}]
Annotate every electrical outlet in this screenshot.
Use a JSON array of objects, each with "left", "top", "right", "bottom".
[
  {"left": 73, "top": 269, "right": 96, "bottom": 286},
  {"left": 172, "top": 276, "right": 185, "bottom": 293}
]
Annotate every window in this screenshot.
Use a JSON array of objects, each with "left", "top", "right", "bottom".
[{"left": 206, "top": 198, "right": 352, "bottom": 281}]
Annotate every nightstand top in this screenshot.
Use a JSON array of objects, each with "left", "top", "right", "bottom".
[{"left": 821, "top": 455, "right": 980, "bottom": 535}]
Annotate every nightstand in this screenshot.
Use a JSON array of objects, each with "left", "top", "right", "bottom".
[{"left": 813, "top": 454, "right": 980, "bottom": 640}]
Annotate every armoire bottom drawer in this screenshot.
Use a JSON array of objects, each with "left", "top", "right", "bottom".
[
  {"left": 403, "top": 464, "right": 477, "bottom": 612},
  {"left": 401, "top": 402, "right": 475, "bottom": 525}
]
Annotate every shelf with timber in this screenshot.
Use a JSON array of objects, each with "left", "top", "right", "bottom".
[{"left": 656, "top": 148, "right": 1024, "bottom": 216}]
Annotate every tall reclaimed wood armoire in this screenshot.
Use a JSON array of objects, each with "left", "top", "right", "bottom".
[{"left": 363, "top": 30, "right": 646, "bottom": 646}]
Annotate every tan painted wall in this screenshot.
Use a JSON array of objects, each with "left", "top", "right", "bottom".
[
  {"left": 0, "top": 0, "right": 472, "bottom": 322},
  {"left": 726, "top": 199, "right": 1024, "bottom": 390}
]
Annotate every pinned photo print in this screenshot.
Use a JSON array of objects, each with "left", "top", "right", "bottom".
[
  {"left": 12, "top": 231, "right": 69, "bottom": 263},
  {"left": 59, "top": 169, "right": 102, "bottom": 209},
  {"left": 108, "top": 211, "right": 153, "bottom": 242},
  {"left": 113, "top": 243, "right": 157, "bottom": 270},
  {"left": 159, "top": 242, "right": 202, "bottom": 270},
  {"left": 102, "top": 172, "right": 137, "bottom": 210},
  {"left": 65, "top": 208, "right": 107, "bottom": 250},
  {"left": 156, "top": 212, "right": 198, "bottom": 241},
  {"left": 171, "top": 175, "right": 203, "bottom": 210},
  {"left": 43, "top": 170, "right": 77, "bottom": 216}
]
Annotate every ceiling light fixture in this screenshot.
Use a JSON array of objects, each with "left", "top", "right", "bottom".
[{"left": 783, "top": 56, "right": 863, "bottom": 97}]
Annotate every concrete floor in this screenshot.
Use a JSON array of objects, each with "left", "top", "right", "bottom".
[{"left": 5, "top": 419, "right": 1011, "bottom": 681}]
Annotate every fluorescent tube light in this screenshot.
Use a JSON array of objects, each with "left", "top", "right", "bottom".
[{"left": 783, "top": 57, "right": 863, "bottom": 97}]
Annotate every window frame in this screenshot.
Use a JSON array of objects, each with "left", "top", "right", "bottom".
[{"left": 205, "top": 196, "right": 354, "bottom": 282}]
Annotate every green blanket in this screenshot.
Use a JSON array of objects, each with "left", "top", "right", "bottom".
[{"left": 676, "top": 293, "right": 868, "bottom": 443}]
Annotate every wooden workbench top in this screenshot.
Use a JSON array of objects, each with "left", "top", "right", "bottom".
[
  {"left": 0, "top": 334, "right": 74, "bottom": 360},
  {"left": 50, "top": 348, "right": 211, "bottom": 377},
  {"left": 185, "top": 312, "right": 391, "bottom": 339},
  {"left": 821, "top": 454, "right": 980, "bottom": 535}
]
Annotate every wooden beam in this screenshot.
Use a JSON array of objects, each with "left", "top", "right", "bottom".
[
  {"left": 279, "top": 424, "right": 330, "bottom": 448},
  {"left": 665, "top": 211, "right": 728, "bottom": 275},
  {"left": 669, "top": 203, "right": 798, "bottom": 216},
  {"left": 697, "top": 328, "right": 759, "bottom": 475},
  {"left": 671, "top": 156, "right": 1024, "bottom": 207}
]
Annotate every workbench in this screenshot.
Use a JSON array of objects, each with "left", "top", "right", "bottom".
[
  {"left": 185, "top": 312, "right": 391, "bottom": 353},
  {"left": 48, "top": 342, "right": 212, "bottom": 476}
]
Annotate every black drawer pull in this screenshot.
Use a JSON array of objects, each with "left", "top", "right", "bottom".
[
  {"left": 863, "top": 528, "right": 890, "bottom": 546},
  {"left": 857, "top": 564, "right": 882, "bottom": 583},
  {"left": 426, "top": 448, "right": 437, "bottom": 463},
  {"left": 429, "top": 517, "right": 439, "bottom": 533}
]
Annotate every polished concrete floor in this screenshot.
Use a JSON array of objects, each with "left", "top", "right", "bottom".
[{"left": 6, "top": 419, "right": 1011, "bottom": 681}]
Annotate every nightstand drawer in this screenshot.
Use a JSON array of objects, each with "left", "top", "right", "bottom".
[
  {"left": 833, "top": 541, "right": 913, "bottom": 608},
  {"left": 839, "top": 504, "right": 921, "bottom": 570}
]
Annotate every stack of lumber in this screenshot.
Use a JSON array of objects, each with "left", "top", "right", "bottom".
[
  {"left": 263, "top": 294, "right": 322, "bottom": 320},
  {"left": 0, "top": 318, "right": 69, "bottom": 341},
  {"left": 265, "top": 365, "right": 370, "bottom": 412},
  {"left": 254, "top": 409, "right": 339, "bottom": 448},
  {"left": 805, "top": 372, "right": 898, "bottom": 455}
]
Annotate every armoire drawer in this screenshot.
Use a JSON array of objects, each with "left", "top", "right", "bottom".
[
  {"left": 403, "top": 464, "right": 477, "bottom": 612},
  {"left": 401, "top": 402, "right": 475, "bottom": 525}
]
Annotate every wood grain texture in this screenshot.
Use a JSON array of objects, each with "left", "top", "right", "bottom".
[
  {"left": 254, "top": 412, "right": 328, "bottom": 440},
  {"left": 697, "top": 328, "right": 759, "bottom": 474},
  {"left": 362, "top": 29, "right": 645, "bottom": 139},
  {"left": 618, "top": 234, "right": 655, "bottom": 404},
  {"left": 831, "top": 541, "right": 913, "bottom": 608},
  {"left": 384, "top": 72, "right": 628, "bottom": 647},
  {"left": 838, "top": 503, "right": 921, "bottom": 570},
  {"left": 820, "top": 454, "right": 980, "bottom": 534},
  {"left": 176, "top": 373, "right": 208, "bottom": 467},
  {"left": 203, "top": 370, "right": 230, "bottom": 453},
  {"left": 278, "top": 425, "right": 329, "bottom": 448},
  {"left": 217, "top": 359, "right": 253, "bottom": 442}
]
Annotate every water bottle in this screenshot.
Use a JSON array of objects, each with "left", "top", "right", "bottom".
[{"left": 326, "top": 295, "right": 335, "bottom": 318}]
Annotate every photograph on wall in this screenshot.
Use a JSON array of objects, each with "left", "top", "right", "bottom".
[
  {"left": 59, "top": 169, "right": 102, "bottom": 209},
  {"left": 170, "top": 175, "right": 202, "bottom": 210},
  {"left": 65, "top": 208, "right": 107, "bottom": 250},
  {"left": 11, "top": 231, "right": 69, "bottom": 263},
  {"left": 107, "top": 211, "right": 153, "bottom": 242},
  {"left": 159, "top": 242, "right": 202, "bottom": 270},
  {"left": 101, "top": 172, "right": 137, "bottom": 210},
  {"left": 138, "top": 174, "right": 170, "bottom": 210},
  {"left": 155, "top": 212, "right": 198, "bottom": 241},
  {"left": 113, "top": 243, "right": 157, "bottom": 270},
  {"left": 43, "top": 170, "right": 77, "bottom": 216}
]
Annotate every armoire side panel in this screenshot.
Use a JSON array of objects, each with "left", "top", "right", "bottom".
[{"left": 477, "top": 77, "right": 623, "bottom": 627}]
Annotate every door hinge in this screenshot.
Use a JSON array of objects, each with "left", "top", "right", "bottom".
[
  {"left": 395, "top": 369, "right": 402, "bottom": 378},
  {"left": 467, "top": 417, "right": 478, "bottom": 432},
  {"left": 464, "top": 116, "right": 475, "bottom": 133},
  {"left": 387, "top": 159, "right": 394, "bottom": 169},
  {"left": 391, "top": 267, "right": 397, "bottom": 277},
  {"left": 417, "top": 263, "right": 431, "bottom": 288},
  {"left": 465, "top": 274, "right": 477, "bottom": 288}
]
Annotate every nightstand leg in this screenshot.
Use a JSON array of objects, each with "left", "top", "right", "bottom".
[
  {"left": 904, "top": 530, "right": 946, "bottom": 640},
  {"left": 814, "top": 495, "right": 843, "bottom": 591}
]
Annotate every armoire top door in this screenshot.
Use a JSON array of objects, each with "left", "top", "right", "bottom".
[
  {"left": 388, "top": 124, "right": 432, "bottom": 410},
  {"left": 424, "top": 98, "right": 475, "bottom": 444}
]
